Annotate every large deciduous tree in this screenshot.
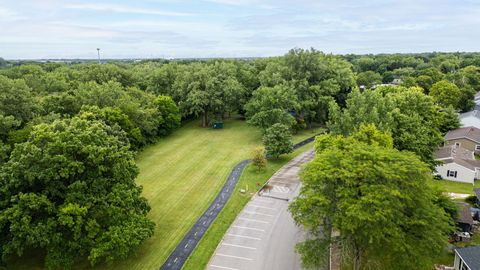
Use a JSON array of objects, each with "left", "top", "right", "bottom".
[
  {"left": 0, "top": 75, "right": 37, "bottom": 125},
  {"left": 153, "top": 95, "right": 181, "bottom": 136},
  {"left": 429, "top": 80, "right": 461, "bottom": 108},
  {"left": 355, "top": 71, "right": 382, "bottom": 88},
  {"left": 328, "top": 86, "right": 444, "bottom": 165},
  {"left": 251, "top": 48, "right": 355, "bottom": 128},
  {"left": 263, "top": 123, "right": 293, "bottom": 158},
  {"left": 0, "top": 117, "right": 155, "bottom": 269},
  {"left": 289, "top": 130, "right": 454, "bottom": 270},
  {"left": 244, "top": 85, "right": 298, "bottom": 131},
  {"left": 173, "top": 62, "right": 244, "bottom": 127}
]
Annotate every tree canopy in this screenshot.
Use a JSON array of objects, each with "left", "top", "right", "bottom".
[
  {"left": 328, "top": 86, "right": 444, "bottom": 165},
  {"left": 263, "top": 123, "right": 293, "bottom": 158},
  {"left": 0, "top": 117, "right": 155, "bottom": 269},
  {"left": 290, "top": 129, "right": 454, "bottom": 270}
]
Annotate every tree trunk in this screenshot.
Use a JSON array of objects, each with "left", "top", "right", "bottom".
[
  {"left": 202, "top": 111, "right": 208, "bottom": 128},
  {"left": 352, "top": 248, "right": 363, "bottom": 270}
]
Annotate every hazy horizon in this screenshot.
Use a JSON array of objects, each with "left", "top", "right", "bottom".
[{"left": 1, "top": 0, "right": 479, "bottom": 59}]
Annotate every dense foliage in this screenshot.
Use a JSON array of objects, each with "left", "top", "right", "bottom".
[
  {"left": 1, "top": 50, "right": 479, "bottom": 268},
  {"left": 345, "top": 52, "right": 480, "bottom": 112},
  {"left": 0, "top": 117, "right": 155, "bottom": 269},
  {"left": 263, "top": 123, "right": 293, "bottom": 158},
  {"left": 328, "top": 86, "right": 445, "bottom": 165},
  {"left": 290, "top": 128, "right": 454, "bottom": 270}
]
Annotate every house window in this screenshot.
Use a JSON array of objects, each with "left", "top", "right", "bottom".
[
  {"left": 447, "top": 170, "right": 458, "bottom": 178},
  {"left": 455, "top": 142, "right": 461, "bottom": 147},
  {"left": 476, "top": 145, "right": 480, "bottom": 151}
]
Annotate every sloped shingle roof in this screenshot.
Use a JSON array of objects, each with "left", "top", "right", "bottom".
[
  {"left": 445, "top": 127, "right": 480, "bottom": 144},
  {"left": 435, "top": 145, "right": 480, "bottom": 170},
  {"left": 455, "top": 245, "right": 480, "bottom": 270}
]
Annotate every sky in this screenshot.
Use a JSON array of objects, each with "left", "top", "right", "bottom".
[{"left": 0, "top": 0, "right": 479, "bottom": 59}]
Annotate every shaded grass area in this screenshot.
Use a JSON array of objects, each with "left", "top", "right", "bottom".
[
  {"left": 427, "top": 179, "right": 480, "bottom": 195},
  {"left": 7, "top": 119, "right": 320, "bottom": 270},
  {"left": 182, "top": 132, "right": 320, "bottom": 270}
]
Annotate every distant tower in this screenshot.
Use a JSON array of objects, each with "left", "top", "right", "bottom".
[{"left": 97, "top": 48, "right": 101, "bottom": 64}]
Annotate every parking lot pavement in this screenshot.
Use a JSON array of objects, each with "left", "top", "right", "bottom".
[{"left": 207, "top": 150, "right": 315, "bottom": 270}]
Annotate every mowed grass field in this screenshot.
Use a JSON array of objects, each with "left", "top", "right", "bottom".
[
  {"left": 6, "top": 117, "right": 320, "bottom": 270},
  {"left": 93, "top": 118, "right": 263, "bottom": 270}
]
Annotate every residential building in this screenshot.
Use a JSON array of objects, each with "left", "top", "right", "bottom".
[
  {"left": 454, "top": 246, "right": 480, "bottom": 270},
  {"left": 445, "top": 127, "right": 480, "bottom": 153},
  {"left": 434, "top": 145, "right": 480, "bottom": 184}
]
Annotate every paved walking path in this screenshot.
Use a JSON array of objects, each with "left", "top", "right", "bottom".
[
  {"left": 207, "top": 150, "right": 315, "bottom": 270},
  {"left": 160, "top": 136, "right": 317, "bottom": 270}
]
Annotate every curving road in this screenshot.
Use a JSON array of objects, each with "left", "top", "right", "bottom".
[{"left": 160, "top": 135, "right": 318, "bottom": 270}]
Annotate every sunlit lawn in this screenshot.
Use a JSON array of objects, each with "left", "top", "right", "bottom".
[
  {"left": 427, "top": 179, "right": 480, "bottom": 195},
  {"left": 7, "top": 118, "right": 321, "bottom": 270}
]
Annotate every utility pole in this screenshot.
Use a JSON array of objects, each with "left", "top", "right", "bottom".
[{"left": 97, "top": 48, "right": 101, "bottom": 64}]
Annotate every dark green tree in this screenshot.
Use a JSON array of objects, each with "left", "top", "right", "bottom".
[
  {"left": 439, "top": 106, "right": 460, "bottom": 133},
  {"left": 263, "top": 123, "right": 293, "bottom": 158},
  {"left": 0, "top": 117, "right": 155, "bottom": 269},
  {"left": 245, "top": 85, "right": 297, "bottom": 131},
  {"left": 153, "top": 95, "right": 181, "bottom": 136},
  {"left": 0, "top": 75, "right": 36, "bottom": 124}
]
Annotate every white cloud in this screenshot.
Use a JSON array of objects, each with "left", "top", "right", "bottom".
[{"left": 65, "top": 3, "right": 193, "bottom": 16}]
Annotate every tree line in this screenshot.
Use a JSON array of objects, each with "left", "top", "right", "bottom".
[{"left": 1, "top": 49, "right": 480, "bottom": 269}]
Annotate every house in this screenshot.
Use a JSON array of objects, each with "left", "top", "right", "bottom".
[
  {"left": 457, "top": 202, "right": 474, "bottom": 233},
  {"left": 460, "top": 110, "right": 480, "bottom": 129},
  {"left": 445, "top": 127, "right": 480, "bottom": 153},
  {"left": 434, "top": 145, "right": 480, "bottom": 184},
  {"left": 454, "top": 246, "right": 480, "bottom": 270}
]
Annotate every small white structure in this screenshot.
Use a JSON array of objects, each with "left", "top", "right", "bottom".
[
  {"left": 434, "top": 145, "right": 480, "bottom": 184},
  {"left": 460, "top": 110, "right": 480, "bottom": 129}
]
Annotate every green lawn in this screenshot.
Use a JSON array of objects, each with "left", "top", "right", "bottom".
[
  {"left": 427, "top": 179, "right": 480, "bottom": 195},
  {"left": 6, "top": 118, "right": 321, "bottom": 270},
  {"left": 182, "top": 141, "right": 318, "bottom": 270}
]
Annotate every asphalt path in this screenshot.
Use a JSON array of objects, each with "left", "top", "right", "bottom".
[{"left": 160, "top": 135, "right": 318, "bottom": 270}]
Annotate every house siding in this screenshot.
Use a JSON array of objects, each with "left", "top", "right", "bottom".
[
  {"left": 446, "top": 139, "right": 480, "bottom": 153},
  {"left": 435, "top": 163, "right": 476, "bottom": 184}
]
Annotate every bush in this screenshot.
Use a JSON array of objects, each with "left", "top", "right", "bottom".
[
  {"left": 251, "top": 147, "right": 267, "bottom": 171},
  {"left": 466, "top": 195, "right": 478, "bottom": 206}
]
